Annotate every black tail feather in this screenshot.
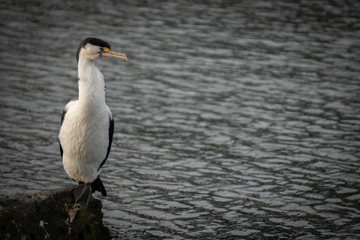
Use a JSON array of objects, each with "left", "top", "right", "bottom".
[
  {"left": 91, "top": 176, "right": 107, "bottom": 196},
  {"left": 72, "top": 183, "right": 92, "bottom": 206}
]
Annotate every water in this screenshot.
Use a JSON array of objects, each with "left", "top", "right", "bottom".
[{"left": 1, "top": 0, "right": 360, "bottom": 239}]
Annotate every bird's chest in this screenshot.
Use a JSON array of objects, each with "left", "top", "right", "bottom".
[{"left": 61, "top": 104, "right": 109, "bottom": 157}]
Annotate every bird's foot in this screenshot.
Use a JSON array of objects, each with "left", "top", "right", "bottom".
[{"left": 71, "top": 183, "right": 92, "bottom": 206}]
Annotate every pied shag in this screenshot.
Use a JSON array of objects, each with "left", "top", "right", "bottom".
[{"left": 59, "top": 37, "right": 127, "bottom": 205}]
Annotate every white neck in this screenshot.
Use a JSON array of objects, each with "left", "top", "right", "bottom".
[{"left": 77, "top": 57, "right": 106, "bottom": 110}]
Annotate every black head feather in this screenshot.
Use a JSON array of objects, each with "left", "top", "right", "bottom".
[{"left": 76, "top": 37, "right": 111, "bottom": 62}]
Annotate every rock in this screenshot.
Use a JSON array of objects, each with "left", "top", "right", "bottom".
[{"left": 0, "top": 186, "right": 110, "bottom": 240}]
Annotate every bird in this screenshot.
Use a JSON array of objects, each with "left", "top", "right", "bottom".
[{"left": 59, "top": 37, "right": 127, "bottom": 205}]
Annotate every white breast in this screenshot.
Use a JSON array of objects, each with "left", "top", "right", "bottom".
[
  {"left": 59, "top": 100, "right": 110, "bottom": 182},
  {"left": 59, "top": 55, "right": 111, "bottom": 183}
]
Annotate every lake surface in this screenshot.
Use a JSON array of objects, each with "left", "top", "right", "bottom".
[{"left": 1, "top": 0, "right": 360, "bottom": 239}]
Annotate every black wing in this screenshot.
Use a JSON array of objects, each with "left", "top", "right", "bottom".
[
  {"left": 59, "top": 108, "right": 66, "bottom": 158},
  {"left": 98, "top": 115, "right": 114, "bottom": 171}
]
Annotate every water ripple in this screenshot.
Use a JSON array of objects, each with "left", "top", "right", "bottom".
[{"left": 1, "top": 0, "right": 360, "bottom": 239}]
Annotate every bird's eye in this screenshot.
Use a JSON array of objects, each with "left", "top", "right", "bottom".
[{"left": 100, "top": 47, "right": 109, "bottom": 52}]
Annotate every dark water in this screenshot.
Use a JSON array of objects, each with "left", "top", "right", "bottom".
[{"left": 1, "top": 0, "right": 360, "bottom": 239}]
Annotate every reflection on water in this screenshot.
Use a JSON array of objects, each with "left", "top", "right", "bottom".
[{"left": 1, "top": 0, "right": 360, "bottom": 239}]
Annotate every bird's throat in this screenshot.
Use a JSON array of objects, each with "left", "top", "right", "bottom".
[{"left": 77, "top": 60, "right": 106, "bottom": 111}]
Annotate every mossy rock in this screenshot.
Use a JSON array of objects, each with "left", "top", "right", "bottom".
[{"left": 0, "top": 186, "right": 110, "bottom": 240}]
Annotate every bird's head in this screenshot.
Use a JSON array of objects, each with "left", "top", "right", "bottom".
[{"left": 76, "top": 37, "right": 128, "bottom": 62}]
